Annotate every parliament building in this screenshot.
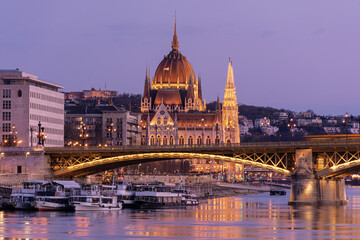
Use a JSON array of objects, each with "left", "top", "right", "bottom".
[{"left": 141, "top": 20, "right": 240, "bottom": 147}]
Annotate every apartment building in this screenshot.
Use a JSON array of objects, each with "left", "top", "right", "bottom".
[{"left": 0, "top": 69, "right": 64, "bottom": 147}]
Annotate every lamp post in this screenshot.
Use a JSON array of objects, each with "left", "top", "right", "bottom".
[
  {"left": 10, "top": 125, "right": 18, "bottom": 146},
  {"left": 344, "top": 113, "right": 349, "bottom": 140},
  {"left": 201, "top": 118, "right": 205, "bottom": 145},
  {"left": 37, "top": 121, "right": 42, "bottom": 145},
  {"left": 79, "top": 121, "right": 89, "bottom": 146},
  {"left": 287, "top": 118, "right": 296, "bottom": 141},
  {"left": 138, "top": 163, "right": 142, "bottom": 174},
  {"left": 261, "top": 117, "right": 270, "bottom": 137},
  {"left": 29, "top": 127, "right": 35, "bottom": 147},
  {"left": 37, "top": 121, "right": 46, "bottom": 146},
  {"left": 107, "top": 122, "right": 117, "bottom": 146}
]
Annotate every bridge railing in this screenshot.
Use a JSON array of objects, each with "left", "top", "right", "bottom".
[{"left": 45, "top": 139, "right": 360, "bottom": 152}]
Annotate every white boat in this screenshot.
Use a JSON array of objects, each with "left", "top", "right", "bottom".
[
  {"left": 172, "top": 189, "right": 199, "bottom": 206},
  {"left": 115, "top": 181, "right": 136, "bottom": 208},
  {"left": 34, "top": 180, "right": 80, "bottom": 211},
  {"left": 70, "top": 184, "right": 122, "bottom": 211},
  {"left": 134, "top": 183, "right": 182, "bottom": 209},
  {"left": 10, "top": 180, "right": 47, "bottom": 210}
]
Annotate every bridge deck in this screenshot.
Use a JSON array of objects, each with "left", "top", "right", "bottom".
[{"left": 45, "top": 140, "right": 360, "bottom": 157}]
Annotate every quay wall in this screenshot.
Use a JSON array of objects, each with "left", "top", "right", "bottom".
[{"left": 0, "top": 147, "right": 53, "bottom": 186}]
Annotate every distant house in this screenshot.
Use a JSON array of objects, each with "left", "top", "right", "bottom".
[
  {"left": 273, "top": 112, "right": 288, "bottom": 121},
  {"left": 323, "top": 127, "right": 341, "bottom": 134}
]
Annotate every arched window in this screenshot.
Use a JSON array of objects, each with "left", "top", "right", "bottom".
[
  {"left": 188, "top": 135, "right": 194, "bottom": 145},
  {"left": 163, "top": 117, "right": 168, "bottom": 125},
  {"left": 206, "top": 136, "right": 211, "bottom": 145},
  {"left": 227, "top": 139, "right": 231, "bottom": 143},
  {"left": 150, "top": 135, "right": 155, "bottom": 145},
  {"left": 196, "top": 135, "right": 202, "bottom": 145},
  {"left": 141, "top": 134, "right": 146, "bottom": 145},
  {"left": 156, "top": 135, "right": 161, "bottom": 145},
  {"left": 170, "top": 135, "right": 174, "bottom": 145},
  {"left": 157, "top": 117, "right": 161, "bottom": 125},
  {"left": 163, "top": 135, "right": 168, "bottom": 145},
  {"left": 215, "top": 135, "right": 220, "bottom": 145},
  {"left": 179, "top": 135, "right": 185, "bottom": 145}
]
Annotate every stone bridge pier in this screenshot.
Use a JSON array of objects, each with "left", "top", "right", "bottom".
[{"left": 288, "top": 149, "right": 348, "bottom": 206}]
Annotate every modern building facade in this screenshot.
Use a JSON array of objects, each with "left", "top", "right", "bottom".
[{"left": 0, "top": 70, "right": 64, "bottom": 147}]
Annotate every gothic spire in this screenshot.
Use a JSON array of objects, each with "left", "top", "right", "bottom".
[
  {"left": 216, "top": 95, "right": 221, "bottom": 111},
  {"left": 187, "top": 74, "right": 194, "bottom": 99},
  {"left": 198, "top": 76, "right": 203, "bottom": 101},
  {"left": 171, "top": 14, "right": 179, "bottom": 51},
  {"left": 226, "top": 58, "right": 235, "bottom": 89},
  {"left": 143, "top": 67, "right": 151, "bottom": 99},
  {"left": 222, "top": 59, "right": 240, "bottom": 143}
]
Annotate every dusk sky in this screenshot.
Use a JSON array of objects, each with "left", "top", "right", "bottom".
[{"left": 1, "top": 1, "right": 360, "bottom": 116}]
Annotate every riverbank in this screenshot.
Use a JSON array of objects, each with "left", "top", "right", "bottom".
[{"left": 211, "top": 184, "right": 262, "bottom": 198}]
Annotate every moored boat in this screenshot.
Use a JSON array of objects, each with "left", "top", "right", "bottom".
[
  {"left": 10, "top": 180, "right": 47, "bottom": 210},
  {"left": 115, "top": 181, "right": 136, "bottom": 208},
  {"left": 70, "top": 184, "right": 122, "bottom": 211},
  {"left": 34, "top": 180, "right": 80, "bottom": 211},
  {"left": 134, "top": 183, "right": 182, "bottom": 209},
  {"left": 172, "top": 189, "right": 199, "bottom": 206}
]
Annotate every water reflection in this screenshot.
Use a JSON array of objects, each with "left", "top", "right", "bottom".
[{"left": 1, "top": 189, "right": 360, "bottom": 239}]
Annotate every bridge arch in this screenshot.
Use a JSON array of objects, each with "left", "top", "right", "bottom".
[
  {"left": 317, "top": 159, "right": 360, "bottom": 178},
  {"left": 54, "top": 152, "right": 291, "bottom": 177}
]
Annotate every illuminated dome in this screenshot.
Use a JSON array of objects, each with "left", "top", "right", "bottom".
[{"left": 152, "top": 20, "right": 195, "bottom": 90}]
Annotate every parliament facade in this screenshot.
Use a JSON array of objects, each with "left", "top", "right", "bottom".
[{"left": 140, "top": 20, "right": 240, "bottom": 149}]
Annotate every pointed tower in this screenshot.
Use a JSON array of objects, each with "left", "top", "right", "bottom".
[
  {"left": 222, "top": 59, "right": 240, "bottom": 143},
  {"left": 141, "top": 68, "right": 151, "bottom": 112},
  {"left": 171, "top": 15, "right": 179, "bottom": 51},
  {"left": 198, "top": 76, "right": 203, "bottom": 101},
  {"left": 185, "top": 75, "right": 195, "bottom": 112}
]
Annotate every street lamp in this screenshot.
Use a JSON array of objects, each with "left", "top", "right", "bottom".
[
  {"left": 287, "top": 118, "right": 296, "bottom": 140},
  {"left": 343, "top": 113, "right": 349, "bottom": 140},
  {"left": 36, "top": 122, "right": 46, "bottom": 146},
  {"left": 201, "top": 118, "right": 205, "bottom": 145},
  {"left": 78, "top": 121, "right": 89, "bottom": 146},
  {"left": 261, "top": 117, "right": 270, "bottom": 137},
  {"left": 138, "top": 163, "right": 142, "bottom": 174},
  {"left": 107, "top": 122, "right": 117, "bottom": 146}
]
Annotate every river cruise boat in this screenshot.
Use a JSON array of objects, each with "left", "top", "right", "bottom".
[
  {"left": 70, "top": 184, "right": 122, "bottom": 211},
  {"left": 172, "top": 189, "right": 199, "bottom": 206},
  {"left": 34, "top": 181, "right": 80, "bottom": 211},
  {"left": 10, "top": 180, "right": 47, "bottom": 210},
  {"left": 115, "top": 181, "right": 136, "bottom": 208},
  {"left": 134, "top": 183, "right": 182, "bottom": 209}
]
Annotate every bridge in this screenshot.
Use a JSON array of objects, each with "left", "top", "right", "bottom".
[
  {"left": 45, "top": 140, "right": 360, "bottom": 179},
  {"left": 1, "top": 140, "right": 359, "bottom": 205}
]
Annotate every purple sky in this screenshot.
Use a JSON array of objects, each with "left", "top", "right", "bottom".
[{"left": 1, "top": 1, "right": 360, "bottom": 116}]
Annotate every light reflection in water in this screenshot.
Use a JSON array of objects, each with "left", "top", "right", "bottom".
[{"left": 1, "top": 188, "right": 360, "bottom": 239}]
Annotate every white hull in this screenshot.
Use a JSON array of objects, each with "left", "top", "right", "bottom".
[
  {"left": 35, "top": 201, "right": 74, "bottom": 211},
  {"left": 72, "top": 202, "right": 122, "bottom": 211},
  {"left": 11, "top": 201, "right": 34, "bottom": 210}
]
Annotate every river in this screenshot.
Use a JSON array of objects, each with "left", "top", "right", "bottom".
[{"left": 2, "top": 187, "right": 360, "bottom": 239}]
